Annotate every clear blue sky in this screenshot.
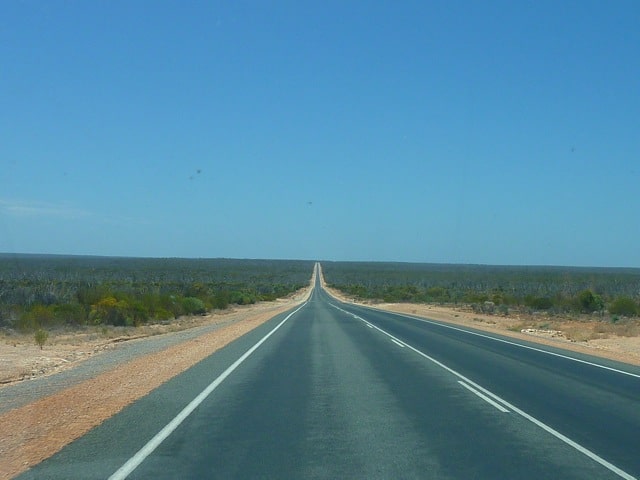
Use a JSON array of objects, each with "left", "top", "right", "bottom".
[{"left": 1, "top": 1, "right": 639, "bottom": 267}]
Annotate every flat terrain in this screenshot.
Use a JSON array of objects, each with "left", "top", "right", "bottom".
[
  {"left": 1, "top": 265, "right": 639, "bottom": 478},
  {"left": 3, "top": 281, "right": 638, "bottom": 390},
  {"left": 14, "top": 278, "right": 640, "bottom": 479}
]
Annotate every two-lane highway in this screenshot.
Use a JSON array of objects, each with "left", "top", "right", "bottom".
[{"left": 20, "top": 265, "right": 640, "bottom": 479}]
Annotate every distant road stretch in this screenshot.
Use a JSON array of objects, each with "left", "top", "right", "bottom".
[{"left": 20, "top": 265, "right": 640, "bottom": 479}]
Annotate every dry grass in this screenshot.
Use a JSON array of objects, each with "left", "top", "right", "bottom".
[{"left": 562, "top": 326, "right": 601, "bottom": 342}]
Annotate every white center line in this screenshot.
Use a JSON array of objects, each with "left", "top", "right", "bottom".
[{"left": 458, "top": 381, "right": 509, "bottom": 412}]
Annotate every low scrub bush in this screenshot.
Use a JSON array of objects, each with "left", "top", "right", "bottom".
[
  {"left": 609, "top": 297, "right": 639, "bottom": 317},
  {"left": 181, "top": 297, "right": 206, "bottom": 315},
  {"left": 34, "top": 328, "right": 48, "bottom": 349}
]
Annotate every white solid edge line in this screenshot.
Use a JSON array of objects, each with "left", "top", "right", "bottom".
[
  {"left": 329, "top": 303, "right": 637, "bottom": 480},
  {"left": 368, "top": 305, "right": 640, "bottom": 379},
  {"left": 108, "top": 301, "right": 308, "bottom": 480},
  {"left": 458, "top": 381, "right": 509, "bottom": 413}
]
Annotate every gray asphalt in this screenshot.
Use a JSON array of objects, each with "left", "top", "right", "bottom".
[{"left": 18, "top": 274, "right": 640, "bottom": 479}]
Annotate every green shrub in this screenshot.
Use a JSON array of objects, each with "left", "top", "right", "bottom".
[
  {"left": 577, "top": 290, "right": 604, "bottom": 313},
  {"left": 90, "top": 296, "right": 130, "bottom": 326},
  {"left": 128, "top": 300, "right": 150, "bottom": 326},
  {"left": 212, "top": 291, "right": 230, "bottom": 310},
  {"left": 159, "top": 295, "right": 183, "bottom": 319},
  {"left": 426, "top": 286, "right": 449, "bottom": 300},
  {"left": 154, "top": 308, "right": 174, "bottom": 321},
  {"left": 464, "top": 292, "right": 489, "bottom": 304},
  {"left": 53, "top": 303, "right": 87, "bottom": 325},
  {"left": 181, "top": 297, "right": 207, "bottom": 315},
  {"left": 609, "top": 297, "right": 638, "bottom": 317},
  {"left": 34, "top": 328, "right": 48, "bottom": 349},
  {"left": 18, "top": 305, "right": 56, "bottom": 331},
  {"left": 525, "top": 295, "right": 553, "bottom": 310}
]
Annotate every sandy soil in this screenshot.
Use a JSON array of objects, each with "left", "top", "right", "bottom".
[{"left": 0, "top": 280, "right": 313, "bottom": 480}]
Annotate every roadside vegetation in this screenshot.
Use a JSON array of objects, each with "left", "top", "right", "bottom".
[
  {"left": 0, "top": 254, "right": 313, "bottom": 333},
  {"left": 322, "top": 261, "right": 640, "bottom": 321}
]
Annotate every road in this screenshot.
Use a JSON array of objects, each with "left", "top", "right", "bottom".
[{"left": 19, "top": 264, "right": 640, "bottom": 479}]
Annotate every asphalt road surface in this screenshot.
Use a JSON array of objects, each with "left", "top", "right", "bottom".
[{"left": 20, "top": 269, "right": 640, "bottom": 479}]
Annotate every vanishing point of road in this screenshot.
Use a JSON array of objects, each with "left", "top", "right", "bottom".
[{"left": 19, "top": 264, "right": 640, "bottom": 479}]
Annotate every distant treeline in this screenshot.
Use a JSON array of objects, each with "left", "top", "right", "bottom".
[
  {"left": 0, "top": 254, "right": 314, "bottom": 330},
  {"left": 322, "top": 262, "right": 640, "bottom": 318}
]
